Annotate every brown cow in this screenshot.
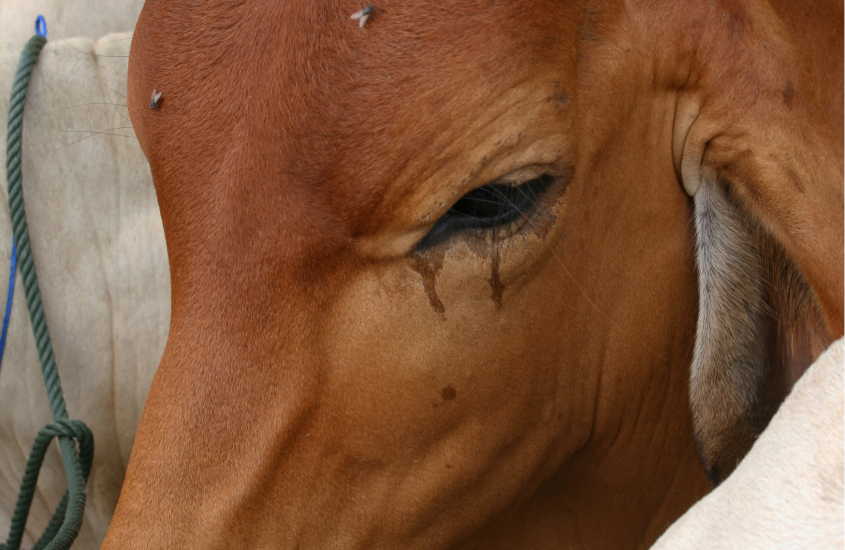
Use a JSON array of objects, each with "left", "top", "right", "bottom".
[{"left": 103, "top": 0, "right": 842, "bottom": 548}]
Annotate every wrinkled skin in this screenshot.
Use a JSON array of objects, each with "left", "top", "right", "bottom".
[{"left": 104, "top": 0, "right": 842, "bottom": 549}]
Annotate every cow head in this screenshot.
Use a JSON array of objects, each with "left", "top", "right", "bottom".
[{"left": 103, "top": 0, "right": 842, "bottom": 548}]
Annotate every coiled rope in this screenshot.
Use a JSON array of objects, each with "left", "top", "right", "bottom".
[{"left": 1, "top": 18, "right": 93, "bottom": 550}]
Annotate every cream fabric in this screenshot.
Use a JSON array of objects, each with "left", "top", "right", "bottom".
[
  {"left": 0, "top": 34, "right": 168, "bottom": 549},
  {"left": 652, "top": 338, "right": 844, "bottom": 549},
  {"left": 0, "top": 1, "right": 143, "bottom": 44}
]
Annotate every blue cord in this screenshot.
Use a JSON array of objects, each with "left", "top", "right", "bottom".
[
  {"left": 0, "top": 240, "right": 16, "bottom": 375},
  {"left": 0, "top": 14, "right": 42, "bottom": 377},
  {"left": 35, "top": 15, "right": 47, "bottom": 38}
]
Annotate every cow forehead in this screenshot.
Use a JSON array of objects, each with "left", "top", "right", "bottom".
[{"left": 131, "top": 0, "right": 579, "bottom": 241}]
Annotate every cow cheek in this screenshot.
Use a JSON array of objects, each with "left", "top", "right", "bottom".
[{"left": 316, "top": 244, "right": 591, "bottom": 535}]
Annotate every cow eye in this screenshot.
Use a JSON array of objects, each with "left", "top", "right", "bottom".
[{"left": 417, "top": 173, "right": 557, "bottom": 251}]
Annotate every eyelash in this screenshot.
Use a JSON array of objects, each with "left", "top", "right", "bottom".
[{"left": 416, "top": 174, "right": 557, "bottom": 251}]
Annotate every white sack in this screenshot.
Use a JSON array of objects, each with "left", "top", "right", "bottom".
[
  {"left": 0, "top": 33, "right": 168, "bottom": 549},
  {"left": 652, "top": 338, "right": 844, "bottom": 549}
]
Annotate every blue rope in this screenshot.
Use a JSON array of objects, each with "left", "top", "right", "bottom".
[
  {"left": 34, "top": 15, "right": 46, "bottom": 38},
  {"left": 0, "top": 240, "right": 17, "bottom": 373}
]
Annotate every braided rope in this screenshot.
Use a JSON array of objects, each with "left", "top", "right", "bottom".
[{"left": 2, "top": 31, "right": 93, "bottom": 550}]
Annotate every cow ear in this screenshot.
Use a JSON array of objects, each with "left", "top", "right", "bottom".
[{"left": 689, "top": 171, "right": 833, "bottom": 486}]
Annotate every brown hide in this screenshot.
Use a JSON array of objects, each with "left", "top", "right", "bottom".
[{"left": 103, "top": 0, "right": 842, "bottom": 548}]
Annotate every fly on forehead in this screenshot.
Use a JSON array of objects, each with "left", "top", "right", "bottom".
[{"left": 149, "top": 89, "right": 162, "bottom": 109}]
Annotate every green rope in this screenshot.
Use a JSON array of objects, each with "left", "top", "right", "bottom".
[{"left": 2, "top": 33, "right": 93, "bottom": 550}]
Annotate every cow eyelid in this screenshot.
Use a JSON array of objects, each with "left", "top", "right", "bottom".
[{"left": 415, "top": 173, "right": 557, "bottom": 251}]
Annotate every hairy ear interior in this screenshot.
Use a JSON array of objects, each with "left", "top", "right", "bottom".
[{"left": 691, "top": 173, "right": 832, "bottom": 485}]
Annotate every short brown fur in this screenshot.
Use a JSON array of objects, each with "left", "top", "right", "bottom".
[{"left": 104, "top": 0, "right": 842, "bottom": 548}]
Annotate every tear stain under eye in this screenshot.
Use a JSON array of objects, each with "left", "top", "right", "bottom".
[
  {"left": 530, "top": 165, "right": 572, "bottom": 241},
  {"left": 466, "top": 235, "right": 491, "bottom": 260},
  {"left": 410, "top": 250, "right": 446, "bottom": 319},
  {"left": 529, "top": 209, "right": 556, "bottom": 240},
  {"left": 489, "top": 250, "right": 504, "bottom": 309},
  {"left": 467, "top": 234, "right": 504, "bottom": 308}
]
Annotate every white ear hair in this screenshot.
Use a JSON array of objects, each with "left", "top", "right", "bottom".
[{"left": 690, "top": 171, "right": 769, "bottom": 483}]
